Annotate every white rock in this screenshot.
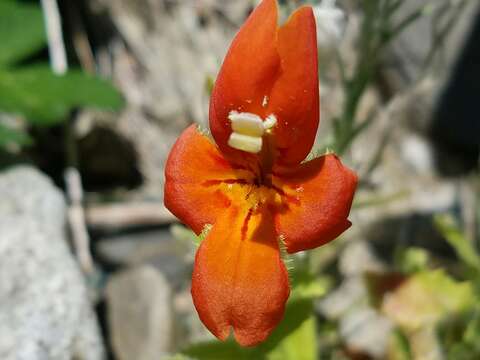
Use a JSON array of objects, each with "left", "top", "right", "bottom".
[
  {"left": 400, "top": 135, "right": 434, "bottom": 175},
  {"left": 317, "top": 277, "right": 367, "bottom": 319},
  {"left": 340, "top": 308, "right": 393, "bottom": 359},
  {"left": 339, "top": 240, "right": 386, "bottom": 277},
  {"left": 0, "top": 166, "right": 105, "bottom": 360}
]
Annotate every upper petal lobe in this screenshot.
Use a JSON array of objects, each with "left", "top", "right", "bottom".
[
  {"left": 210, "top": 0, "right": 319, "bottom": 166},
  {"left": 209, "top": 0, "right": 280, "bottom": 161},
  {"left": 267, "top": 6, "right": 319, "bottom": 165}
]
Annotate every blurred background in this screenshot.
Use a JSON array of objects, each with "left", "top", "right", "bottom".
[{"left": 1, "top": 0, "right": 479, "bottom": 359}]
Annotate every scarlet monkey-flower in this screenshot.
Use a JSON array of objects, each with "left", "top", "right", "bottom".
[{"left": 164, "top": 0, "right": 357, "bottom": 347}]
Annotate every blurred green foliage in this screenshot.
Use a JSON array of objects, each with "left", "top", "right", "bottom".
[
  {"left": 435, "top": 214, "right": 480, "bottom": 275},
  {"left": 382, "top": 269, "right": 474, "bottom": 331},
  {"left": 0, "top": 0, "right": 46, "bottom": 66},
  {"left": 0, "top": 65, "right": 123, "bottom": 125},
  {"left": 0, "top": 123, "right": 32, "bottom": 148},
  {"left": 0, "top": 0, "right": 123, "bottom": 150},
  {"left": 395, "top": 247, "right": 430, "bottom": 274}
]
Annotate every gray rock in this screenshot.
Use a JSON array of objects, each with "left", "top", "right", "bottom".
[
  {"left": 340, "top": 308, "right": 393, "bottom": 359},
  {"left": 96, "top": 228, "right": 193, "bottom": 289},
  {"left": 0, "top": 166, "right": 105, "bottom": 360},
  {"left": 317, "top": 276, "right": 394, "bottom": 358},
  {"left": 173, "top": 288, "right": 215, "bottom": 347},
  {"left": 399, "top": 134, "right": 435, "bottom": 175},
  {"left": 106, "top": 265, "right": 174, "bottom": 360},
  {"left": 317, "top": 277, "right": 367, "bottom": 320},
  {"left": 339, "top": 240, "right": 386, "bottom": 277}
]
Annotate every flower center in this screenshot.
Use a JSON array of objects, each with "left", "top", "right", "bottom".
[{"left": 227, "top": 110, "right": 278, "bottom": 187}]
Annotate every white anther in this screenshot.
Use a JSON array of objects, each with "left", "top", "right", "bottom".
[
  {"left": 262, "top": 96, "right": 269, "bottom": 108},
  {"left": 228, "top": 111, "right": 264, "bottom": 137},
  {"left": 227, "top": 133, "right": 263, "bottom": 153},
  {"left": 227, "top": 111, "right": 278, "bottom": 153},
  {"left": 263, "top": 114, "right": 277, "bottom": 130}
]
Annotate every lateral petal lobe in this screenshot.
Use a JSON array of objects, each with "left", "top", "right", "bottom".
[
  {"left": 164, "top": 125, "right": 254, "bottom": 234},
  {"left": 274, "top": 154, "right": 357, "bottom": 253}
]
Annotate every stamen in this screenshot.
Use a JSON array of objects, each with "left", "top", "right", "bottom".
[
  {"left": 262, "top": 96, "right": 269, "bottom": 108},
  {"left": 228, "top": 133, "right": 262, "bottom": 153},
  {"left": 227, "top": 111, "right": 278, "bottom": 153},
  {"left": 228, "top": 111, "right": 264, "bottom": 137},
  {"left": 263, "top": 114, "right": 277, "bottom": 130}
]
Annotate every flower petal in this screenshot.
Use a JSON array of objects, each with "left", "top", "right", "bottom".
[
  {"left": 267, "top": 6, "right": 319, "bottom": 165},
  {"left": 191, "top": 204, "right": 290, "bottom": 346},
  {"left": 164, "top": 125, "right": 254, "bottom": 234},
  {"left": 273, "top": 154, "right": 357, "bottom": 253},
  {"left": 209, "top": 0, "right": 280, "bottom": 160}
]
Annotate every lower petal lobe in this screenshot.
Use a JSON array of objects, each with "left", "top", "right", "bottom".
[
  {"left": 164, "top": 125, "right": 253, "bottom": 234},
  {"left": 191, "top": 204, "right": 289, "bottom": 347},
  {"left": 273, "top": 154, "right": 357, "bottom": 253}
]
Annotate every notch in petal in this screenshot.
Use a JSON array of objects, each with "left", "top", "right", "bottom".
[{"left": 191, "top": 204, "right": 290, "bottom": 346}]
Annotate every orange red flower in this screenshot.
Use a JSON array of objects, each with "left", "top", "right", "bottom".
[{"left": 164, "top": 0, "right": 357, "bottom": 347}]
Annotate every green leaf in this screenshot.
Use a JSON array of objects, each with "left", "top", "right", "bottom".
[
  {"left": 182, "top": 339, "right": 257, "bottom": 360},
  {"left": 0, "top": 65, "right": 124, "bottom": 124},
  {"left": 0, "top": 122, "right": 32, "bottom": 148},
  {"left": 289, "top": 266, "right": 331, "bottom": 302},
  {"left": 182, "top": 299, "right": 317, "bottom": 360},
  {"left": 434, "top": 214, "right": 480, "bottom": 273},
  {"left": 395, "top": 246, "right": 430, "bottom": 274},
  {"left": 387, "top": 329, "right": 412, "bottom": 360},
  {"left": 0, "top": 1, "right": 46, "bottom": 66},
  {"left": 443, "top": 306, "right": 480, "bottom": 359},
  {"left": 353, "top": 190, "right": 410, "bottom": 209},
  {"left": 448, "top": 343, "right": 480, "bottom": 360},
  {"left": 382, "top": 269, "right": 474, "bottom": 331},
  {"left": 463, "top": 308, "right": 480, "bottom": 345},
  {"left": 204, "top": 75, "right": 215, "bottom": 96},
  {"left": 170, "top": 224, "right": 211, "bottom": 247},
  {"left": 170, "top": 224, "right": 200, "bottom": 246},
  {"left": 264, "top": 300, "right": 317, "bottom": 360}
]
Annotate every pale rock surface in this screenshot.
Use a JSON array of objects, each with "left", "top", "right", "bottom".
[
  {"left": 340, "top": 308, "right": 394, "bottom": 359},
  {"left": 96, "top": 229, "right": 192, "bottom": 289},
  {"left": 105, "top": 265, "right": 174, "bottom": 360},
  {"left": 0, "top": 166, "right": 105, "bottom": 360}
]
